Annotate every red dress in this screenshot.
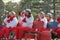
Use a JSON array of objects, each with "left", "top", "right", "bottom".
[
  {"left": 4, "top": 16, "right": 18, "bottom": 38},
  {"left": 16, "top": 17, "right": 35, "bottom": 39},
  {"left": 0, "top": 25, "right": 5, "bottom": 38},
  {"left": 34, "top": 18, "right": 50, "bottom": 40}
]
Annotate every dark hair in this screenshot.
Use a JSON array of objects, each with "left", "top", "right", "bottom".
[{"left": 26, "top": 12, "right": 32, "bottom": 17}]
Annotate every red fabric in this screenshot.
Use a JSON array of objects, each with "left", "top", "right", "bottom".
[
  {"left": 56, "top": 28, "right": 60, "bottom": 37},
  {"left": 7, "top": 15, "right": 11, "bottom": 23},
  {"left": 0, "top": 27, "right": 5, "bottom": 38},
  {"left": 7, "top": 16, "right": 15, "bottom": 23},
  {"left": 37, "top": 28, "right": 50, "bottom": 40},
  {"left": 43, "top": 28, "right": 50, "bottom": 31},
  {"left": 7, "top": 15, "right": 11, "bottom": 18},
  {"left": 0, "top": 25, "right": 6, "bottom": 38},
  {"left": 37, "top": 28, "right": 50, "bottom": 33},
  {"left": 25, "top": 34, "right": 35, "bottom": 39},
  {"left": 5, "top": 28, "right": 11, "bottom": 38},
  {"left": 5, "top": 27, "right": 17, "bottom": 38},
  {"left": 52, "top": 28, "right": 57, "bottom": 32},
  {"left": 11, "top": 27, "right": 17, "bottom": 33},
  {"left": 37, "top": 31, "right": 51, "bottom": 40},
  {"left": 57, "top": 17, "right": 60, "bottom": 23},
  {"left": 16, "top": 27, "right": 25, "bottom": 39},
  {"left": 17, "top": 22, "right": 22, "bottom": 28},
  {"left": 24, "top": 28, "right": 35, "bottom": 38},
  {"left": 18, "top": 11, "right": 22, "bottom": 16},
  {"left": 33, "top": 18, "right": 44, "bottom": 29},
  {"left": 10, "top": 16, "right": 15, "bottom": 21},
  {"left": 16, "top": 27, "right": 35, "bottom": 39},
  {"left": 22, "top": 18, "right": 26, "bottom": 22},
  {"left": 25, "top": 13, "right": 28, "bottom": 17},
  {"left": 16, "top": 23, "right": 23, "bottom": 39}
]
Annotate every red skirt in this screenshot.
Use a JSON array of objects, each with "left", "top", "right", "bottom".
[
  {"left": 37, "top": 30, "right": 51, "bottom": 40},
  {"left": 16, "top": 27, "right": 35, "bottom": 39},
  {"left": 4, "top": 27, "right": 17, "bottom": 38},
  {"left": 37, "top": 28, "right": 50, "bottom": 40},
  {"left": 56, "top": 28, "right": 60, "bottom": 37},
  {"left": 0, "top": 27, "right": 5, "bottom": 38}
]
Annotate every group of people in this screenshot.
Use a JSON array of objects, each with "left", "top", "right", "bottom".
[{"left": 0, "top": 9, "right": 60, "bottom": 40}]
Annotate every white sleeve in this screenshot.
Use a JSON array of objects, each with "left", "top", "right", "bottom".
[
  {"left": 18, "top": 17, "right": 22, "bottom": 22},
  {"left": 27, "top": 17, "right": 34, "bottom": 28},
  {"left": 9, "top": 17, "right": 18, "bottom": 27},
  {"left": 27, "top": 17, "right": 34, "bottom": 24},
  {"left": 43, "top": 18, "right": 47, "bottom": 28},
  {"left": 18, "top": 16, "right": 20, "bottom": 22},
  {"left": 22, "top": 17, "right": 34, "bottom": 28}
]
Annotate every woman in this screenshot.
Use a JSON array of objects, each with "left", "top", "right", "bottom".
[
  {"left": 22, "top": 9, "right": 34, "bottom": 28},
  {"left": 38, "top": 12, "right": 47, "bottom": 28},
  {"left": 36, "top": 12, "right": 50, "bottom": 40},
  {"left": 18, "top": 11, "right": 25, "bottom": 23},
  {"left": 16, "top": 9, "right": 34, "bottom": 40},
  {"left": 4, "top": 11, "right": 18, "bottom": 40}
]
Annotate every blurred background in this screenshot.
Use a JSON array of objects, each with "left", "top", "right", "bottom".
[{"left": 0, "top": 0, "right": 60, "bottom": 24}]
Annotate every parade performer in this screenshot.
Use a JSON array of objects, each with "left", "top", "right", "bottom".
[
  {"left": 4, "top": 11, "right": 18, "bottom": 39},
  {"left": 16, "top": 9, "right": 34, "bottom": 40},
  {"left": 18, "top": 11, "right": 25, "bottom": 23},
  {"left": 38, "top": 12, "right": 47, "bottom": 28}
]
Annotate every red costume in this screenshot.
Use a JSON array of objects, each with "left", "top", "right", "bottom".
[
  {"left": 33, "top": 18, "right": 50, "bottom": 40},
  {"left": 16, "top": 16, "right": 34, "bottom": 39},
  {"left": 4, "top": 15, "right": 18, "bottom": 38},
  {"left": 0, "top": 25, "right": 5, "bottom": 38}
]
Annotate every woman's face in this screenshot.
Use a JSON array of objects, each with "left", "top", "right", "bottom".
[
  {"left": 9, "top": 12, "right": 14, "bottom": 17},
  {"left": 39, "top": 13, "right": 45, "bottom": 18},
  {"left": 25, "top": 12, "right": 29, "bottom": 16},
  {"left": 46, "top": 16, "right": 50, "bottom": 20}
]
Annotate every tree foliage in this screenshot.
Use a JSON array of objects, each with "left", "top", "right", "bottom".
[
  {"left": 19, "top": 0, "right": 60, "bottom": 19},
  {"left": 1, "top": 0, "right": 60, "bottom": 24},
  {"left": 0, "top": 0, "right": 4, "bottom": 24},
  {"left": 19, "top": 0, "right": 51, "bottom": 19}
]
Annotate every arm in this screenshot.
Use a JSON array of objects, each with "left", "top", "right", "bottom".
[
  {"left": 43, "top": 18, "right": 48, "bottom": 28},
  {"left": 9, "top": 17, "right": 18, "bottom": 27},
  {"left": 27, "top": 17, "right": 34, "bottom": 24}
]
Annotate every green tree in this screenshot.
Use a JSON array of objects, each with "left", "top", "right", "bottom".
[
  {"left": 19, "top": 0, "right": 60, "bottom": 19},
  {"left": 5, "top": 1, "right": 19, "bottom": 18},
  {"left": 5, "top": 1, "right": 18, "bottom": 13},
  {"left": 19, "top": 0, "right": 51, "bottom": 19},
  {"left": 0, "top": 0, "right": 4, "bottom": 24}
]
